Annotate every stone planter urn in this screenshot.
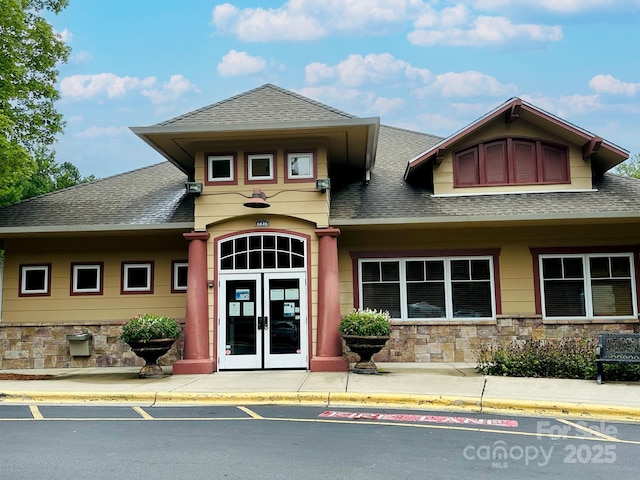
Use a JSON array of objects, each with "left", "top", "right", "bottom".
[
  {"left": 127, "top": 338, "right": 176, "bottom": 379},
  {"left": 120, "top": 313, "right": 181, "bottom": 379},
  {"left": 342, "top": 335, "right": 390, "bottom": 374}
]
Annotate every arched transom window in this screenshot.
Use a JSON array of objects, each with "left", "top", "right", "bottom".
[{"left": 219, "top": 234, "right": 306, "bottom": 271}]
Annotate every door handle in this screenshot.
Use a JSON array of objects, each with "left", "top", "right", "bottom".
[{"left": 264, "top": 317, "right": 269, "bottom": 330}]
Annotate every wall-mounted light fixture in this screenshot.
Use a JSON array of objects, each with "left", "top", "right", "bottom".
[
  {"left": 315, "top": 178, "right": 331, "bottom": 193},
  {"left": 239, "top": 184, "right": 330, "bottom": 209},
  {"left": 243, "top": 188, "right": 270, "bottom": 209},
  {"left": 185, "top": 182, "right": 203, "bottom": 196}
]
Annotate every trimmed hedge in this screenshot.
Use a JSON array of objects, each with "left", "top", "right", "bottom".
[{"left": 476, "top": 338, "right": 640, "bottom": 381}]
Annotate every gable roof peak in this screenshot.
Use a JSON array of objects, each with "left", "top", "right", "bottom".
[
  {"left": 156, "top": 83, "right": 356, "bottom": 128},
  {"left": 404, "top": 96, "right": 629, "bottom": 179}
]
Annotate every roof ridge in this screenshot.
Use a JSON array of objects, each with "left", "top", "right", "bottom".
[{"left": 157, "top": 84, "right": 356, "bottom": 126}]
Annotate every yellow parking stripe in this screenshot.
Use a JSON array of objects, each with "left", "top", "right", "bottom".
[
  {"left": 557, "top": 418, "right": 620, "bottom": 442},
  {"left": 237, "top": 406, "right": 263, "bottom": 419},
  {"left": 132, "top": 406, "right": 154, "bottom": 420},
  {"left": 29, "top": 405, "right": 43, "bottom": 420}
]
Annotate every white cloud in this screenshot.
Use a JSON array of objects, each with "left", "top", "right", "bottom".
[
  {"left": 212, "top": 1, "right": 565, "bottom": 47},
  {"left": 409, "top": 13, "right": 562, "bottom": 46},
  {"left": 521, "top": 93, "right": 603, "bottom": 117},
  {"left": 76, "top": 126, "right": 129, "bottom": 138},
  {"left": 217, "top": 50, "right": 267, "bottom": 77},
  {"left": 470, "top": 0, "right": 640, "bottom": 14},
  {"left": 427, "top": 71, "right": 518, "bottom": 97},
  {"left": 212, "top": 2, "right": 325, "bottom": 41},
  {"left": 589, "top": 74, "right": 640, "bottom": 96},
  {"left": 305, "top": 53, "right": 431, "bottom": 87},
  {"left": 371, "top": 96, "right": 405, "bottom": 116},
  {"left": 141, "top": 74, "right": 200, "bottom": 104},
  {"left": 60, "top": 73, "right": 157, "bottom": 100},
  {"left": 212, "top": 0, "right": 424, "bottom": 42}
]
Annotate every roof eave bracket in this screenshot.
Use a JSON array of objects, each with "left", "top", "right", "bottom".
[
  {"left": 505, "top": 99, "right": 522, "bottom": 124},
  {"left": 582, "top": 136, "right": 603, "bottom": 160}
]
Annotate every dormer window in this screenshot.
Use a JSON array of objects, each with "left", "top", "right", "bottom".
[
  {"left": 453, "top": 138, "right": 569, "bottom": 187},
  {"left": 285, "top": 151, "right": 315, "bottom": 182},
  {"left": 206, "top": 153, "right": 236, "bottom": 186},
  {"left": 246, "top": 153, "right": 276, "bottom": 183}
]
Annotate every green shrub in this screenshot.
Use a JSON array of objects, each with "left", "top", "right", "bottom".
[
  {"left": 120, "top": 313, "right": 181, "bottom": 343},
  {"left": 476, "top": 337, "right": 640, "bottom": 381},
  {"left": 338, "top": 308, "right": 392, "bottom": 337}
]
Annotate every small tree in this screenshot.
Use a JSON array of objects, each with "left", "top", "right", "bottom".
[{"left": 614, "top": 153, "right": 640, "bottom": 178}]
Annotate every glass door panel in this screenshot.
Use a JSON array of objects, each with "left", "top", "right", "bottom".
[
  {"left": 264, "top": 273, "right": 307, "bottom": 369},
  {"left": 218, "top": 276, "right": 262, "bottom": 369}
]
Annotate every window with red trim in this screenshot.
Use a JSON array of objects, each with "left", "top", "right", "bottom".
[{"left": 453, "top": 138, "right": 569, "bottom": 187}]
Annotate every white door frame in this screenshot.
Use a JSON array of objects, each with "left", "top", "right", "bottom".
[{"left": 217, "top": 271, "right": 308, "bottom": 369}]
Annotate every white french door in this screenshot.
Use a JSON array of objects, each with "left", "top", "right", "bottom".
[{"left": 218, "top": 272, "right": 308, "bottom": 369}]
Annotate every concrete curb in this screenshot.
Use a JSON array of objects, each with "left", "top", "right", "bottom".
[
  {"left": 2, "top": 389, "right": 639, "bottom": 422},
  {"left": 481, "top": 398, "right": 640, "bottom": 423}
]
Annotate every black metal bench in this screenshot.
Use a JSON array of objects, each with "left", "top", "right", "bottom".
[{"left": 596, "top": 333, "right": 640, "bottom": 384}]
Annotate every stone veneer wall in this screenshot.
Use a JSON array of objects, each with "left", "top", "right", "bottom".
[
  {"left": 370, "top": 316, "right": 640, "bottom": 364},
  {"left": 2, "top": 317, "right": 639, "bottom": 369},
  {"left": 0, "top": 322, "right": 184, "bottom": 369}
]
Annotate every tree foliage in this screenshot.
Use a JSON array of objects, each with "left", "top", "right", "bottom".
[
  {"left": 17, "top": 146, "right": 96, "bottom": 200},
  {"left": 0, "top": 0, "right": 70, "bottom": 205},
  {"left": 614, "top": 153, "right": 640, "bottom": 179}
]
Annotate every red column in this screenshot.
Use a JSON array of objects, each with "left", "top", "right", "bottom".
[
  {"left": 172, "top": 231, "right": 215, "bottom": 375},
  {"left": 310, "top": 228, "right": 348, "bottom": 372}
]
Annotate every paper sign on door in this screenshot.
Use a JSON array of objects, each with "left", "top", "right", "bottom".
[{"left": 283, "top": 302, "right": 295, "bottom": 317}]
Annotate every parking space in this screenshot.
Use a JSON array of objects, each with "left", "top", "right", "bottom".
[{"left": 0, "top": 403, "right": 638, "bottom": 447}]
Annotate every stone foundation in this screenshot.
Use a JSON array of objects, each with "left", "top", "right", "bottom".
[
  {"left": 370, "top": 316, "right": 640, "bottom": 364},
  {"left": 0, "top": 322, "right": 184, "bottom": 370},
  {"left": 2, "top": 317, "right": 639, "bottom": 370}
]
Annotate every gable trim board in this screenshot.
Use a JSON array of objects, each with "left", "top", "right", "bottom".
[
  {"left": 0, "top": 84, "right": 638, "bottom": 372},
  {"left": 404, "top": 97, "right": 628, "bottom": 181}
]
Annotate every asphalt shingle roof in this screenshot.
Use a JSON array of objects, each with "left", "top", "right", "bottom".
[
  {"left": 0, "top": 162, "right": 192, "bottom": 230},
  {"left": 2, "top": 85, "right": 640, "bottom": 233},
  {"left": 159, "top": 84, "right": 355, "bottom": 127}
]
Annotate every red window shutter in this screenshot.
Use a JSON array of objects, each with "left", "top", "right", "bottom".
[
  {"left": 454, "top": 148, "right": 479, "bottom": 186},
  {"left": 541, "top": 144, "right": 568, "bottom": 183},
  {"left": 512, "top": 140, "right": 537, "bottom": 184},
  {"left": 483, "top": 141, "right": 508, "bottom": 184}
]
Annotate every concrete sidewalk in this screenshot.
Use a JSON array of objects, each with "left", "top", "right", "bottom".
[{"left": 0, "top": 363, "right": 639, "bottom": 421}]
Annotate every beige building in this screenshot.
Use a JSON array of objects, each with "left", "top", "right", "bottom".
[{"left": 0, "top": 84, "right": 638, "bottom": 372}]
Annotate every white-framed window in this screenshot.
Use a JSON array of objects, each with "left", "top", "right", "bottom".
[
  {"left": 358, "top": 257, "right": 495, "bottom": 320},
  {"left": 20, "top": 264, "right": 51, "bottom": 296},
  {"left": 286, "top": 152, "right": 314, "bottom": 180},
  {"left": 247, "top": 153, "right": 274, "bottom": 181},
  {"left": 207, "top": 154, "right": 235, "bottom": 183},
  {"left": 172, "top": 261, "right": 188, "bottom": 292},
  {"left": 122, "top": 262, "right": 153, "bottom": 294},
  {"left": 539, "top": 253, "right": 637, "bottom": 319},
  {"left": 71, "top": 263, "right": 102, "bottom": 295}
]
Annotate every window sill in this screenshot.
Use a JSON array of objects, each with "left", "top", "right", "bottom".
[
  {"left": 542, "top": 318, "right": 640, "bottom": 325},
  {"left": 391, "top": 319, "right": 497, "bottom": 326}
]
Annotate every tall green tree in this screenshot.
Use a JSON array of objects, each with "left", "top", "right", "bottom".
[
  {"left": 614, "top": 153, "right": 640, "bottom": 178},
  {"left": 18, "top": 146, "right": 96, "bottom": 200},
  {"left": 0, "top": 0, "right": 70, "bottom": 206}
]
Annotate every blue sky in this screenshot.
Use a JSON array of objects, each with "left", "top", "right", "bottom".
[{"left": 48, "top": 0, "right": 640, "bottom": 179}]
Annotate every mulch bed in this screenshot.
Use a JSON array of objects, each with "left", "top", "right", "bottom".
[{"left": 0, "top": 373, "right": 55, "bottom": 380}]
